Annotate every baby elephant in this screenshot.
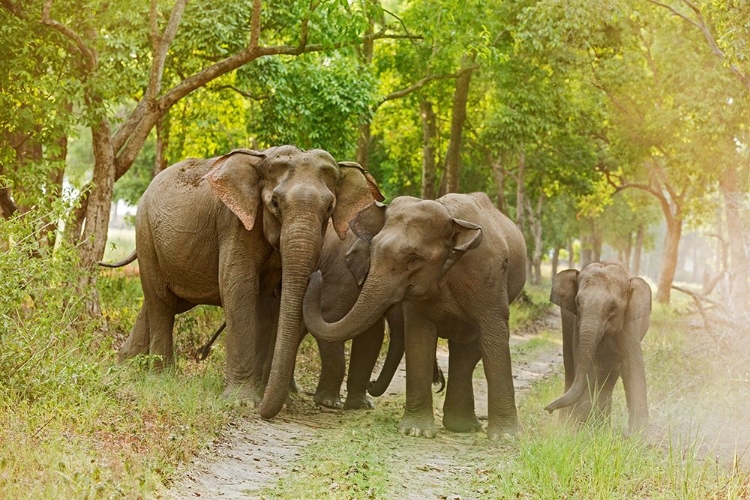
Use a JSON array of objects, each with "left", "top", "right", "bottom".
[{"left": 546, "top": 262, "right": 652, "bottom": 433}]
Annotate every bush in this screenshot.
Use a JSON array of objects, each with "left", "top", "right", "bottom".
[{"left": 0, "top": 202, "right": 104, "bottom": 405}]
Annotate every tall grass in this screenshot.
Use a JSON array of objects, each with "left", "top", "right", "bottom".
[{"left": 0, "top": 205, "right": 234, "bottom": 498}]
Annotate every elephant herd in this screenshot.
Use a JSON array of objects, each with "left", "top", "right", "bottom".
[{"left": 102, "top": 145, "right": 653, "bottom": 440}]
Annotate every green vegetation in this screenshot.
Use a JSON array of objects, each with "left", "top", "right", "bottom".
[
  {"left": 263, "top": 302, "right": 750, "bottom": 500},
  {"left": 2, "top": 0, "right": 749, "bottom": 497}
]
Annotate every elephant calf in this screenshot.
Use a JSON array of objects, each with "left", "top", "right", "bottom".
[{"left": 546, "top": 262, "right": 652, "bottom": 433}]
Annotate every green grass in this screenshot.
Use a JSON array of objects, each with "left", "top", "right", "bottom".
[
  {"left": 3, "top": 229, "right": 748, "bottom": 499},
  {"left": 261, "top": 301, "right": 750, "bottom": 500}
]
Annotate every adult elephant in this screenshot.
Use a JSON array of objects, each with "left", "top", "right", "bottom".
[
  {"left": 107, "top": 146, "right": 383, "bottom": 419},
  {"left": 545, "top": 262, "right": 652, "bottom": 433},
  {"left": 304, "top": 193, "right": 527, "bottom": 440}
]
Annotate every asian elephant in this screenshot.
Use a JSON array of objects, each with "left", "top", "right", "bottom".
[
  {"left": 304, "top": 193, "right": 527, "bottom": 440},
  {"left": 545, "top": 262, "right": 652, "bottom": 433},
  {"left": 310, "top": 221, "right": 402, "bottom": 410},
  {"left": 314, "top": 222, "right": 445, "bottom": 409},
  {"left": 105, "top": 146, "right": 383, "bottom": 419}
]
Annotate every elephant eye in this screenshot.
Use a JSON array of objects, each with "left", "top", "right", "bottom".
[
  {"left": 271, "top": 196, "right": 280, "bottom": 211},
  {"left": 327, "top": 201, "right": 334, "bottom": 217},
  {"left": 407, "top": 254, "right": 423, "bottom": 267}
]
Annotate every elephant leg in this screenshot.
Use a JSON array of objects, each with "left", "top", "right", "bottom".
[
  {"left": 255, "top": 290, "right": 279, "bottom": 391},
  {"left": 143, "top": 291, "right": 177, "bottom": 370},
  {"left": 118, "top": 306, "right": 150, "bottom": 362},
  {"left": 593, "top": 364, "right": 620, "bottom": 427},
  {"left": 222, "top": 277, "right": 262, "bottom": 404},
  {"left": 620, "top": 334, "right": 649, "bottom": 433},
  {"left": 442, "top": 339, "right": 483, "bottom": 433},
  {"left": 480, "top": 300, "right": 520, "bottom": 440},
  {"left": 398, "top": 307, "right": 438, "bottom": 438},
  {"left": 344, "top": 317, "right": 385, "bottom": 410},
  {"left": 314, "top": 338, "right": 346, "bottom": 409}
]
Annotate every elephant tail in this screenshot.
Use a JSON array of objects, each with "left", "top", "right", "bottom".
[
  {"left": 195, "top": 321, "right": 226, "bottom": 361},
  {"left": 433, "top": 360, "right": 445, "bottom": 393},
  {"left": 98, "top": 249, "right": 138, "bottom": 268}
]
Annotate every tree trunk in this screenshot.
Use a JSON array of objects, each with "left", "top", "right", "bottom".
[
  {"left": 154, "top": 114, "right": 170, "bottom": 176},
  {"left": 568, "top": 238, "right": 575, "bottom": 269},
  {"left": 526, "top": 194, "right": 544, "bottom": 285},
  {"left": 655, "top": 217, "right": 683, "bottom": 304},
  {"left": 515, "top": 152, "right": 526, "bottom": 231},
  {"left": 721, "top": 166, "right": 749, "bottom": 311},
  {"left": 633, "top": 225, "right": 644, "bottom": 276},
  {"left": 444, "top": 65, "right": 474, "bottom": 194},
  {"left": 77, "top": 120, "right": 116, "bottom": 315},
  {"left": 354, "top": 22, "right": 374, "bottom": 171},
  {"left": 489, "top": 153, "right": 508, "bottom": 215},
  {"left": 592, "top": 223, "right": 602, "bottom": 263},
  {"left": 551, "top": 246, "right": 560, "bottom": 279},
  {"left": 623, "top": 231, "right": 632, "bottom": 273},
  {"left": 420, "top": 98, "right": 437, "bottom": 200}
]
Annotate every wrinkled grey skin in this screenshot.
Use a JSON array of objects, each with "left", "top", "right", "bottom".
[
  {"left": 546, "top": 262, "right": 652, "bottom": 433},
  {"left": 311, "top": 221, "right": 400, "bottom": 410},
  {"left": 113, "top": 146, "right": 382, "bottom": 419},
  {"left": 304, "top": 193, "right": 527, "bottom": 440}
]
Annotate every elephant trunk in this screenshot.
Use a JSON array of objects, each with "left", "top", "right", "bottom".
[
  {"left": 304, "top": 269, "right": 398, "bottom": 343},
  {"left": 259, "top": 217, "right": 322, "bottom": 419},
  {"left": 367, "top": 305, "right": 404, "bottom": 397},
  {"left": 545, "top": 318, "right": 602, "bottom": 413}
]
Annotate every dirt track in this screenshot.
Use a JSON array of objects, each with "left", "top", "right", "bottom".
[{"left": 165, "top": 311, "right": 562, "bottom": 499}]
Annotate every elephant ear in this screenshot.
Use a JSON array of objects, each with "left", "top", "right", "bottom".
[
  {"left": 625, "top": 278, "right": 651, "bottom": 324},
  {"left": 345, "top": 238, "right": 371, "bottom": 287},
  {"left": 332, "top": 162, "right": 385, "bottom": 240},
  {"left": 349, "top": 201, "right": 387, "bottom": 243},
  {"left": 551, "top": 269, "right": 579, "bottom": 314},
  {"left": 441, "top": 218, "right": 483, "bottom": 277},
  {"left": 203, "top": 149, "right": 266, "bottom": 231}
]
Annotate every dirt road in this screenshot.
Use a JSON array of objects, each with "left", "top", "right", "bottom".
[{"left": 166, "top": 311, "right": 562, "bottom": 499}]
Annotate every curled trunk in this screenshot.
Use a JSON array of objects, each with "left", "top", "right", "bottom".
[
  {"left": 368, "top": 306, "right": 404, "bottom": 397},
  {"left": 545, "top": 320, "right": 601, "bottom": 413},
  {"left": 304, "top": 271, "right": 396, "bottom": 343},
  {"left": 259, "top": 219, "right": 322, "bottom": 419}
]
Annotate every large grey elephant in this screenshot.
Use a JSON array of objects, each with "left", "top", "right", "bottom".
[
  {"left": 304, "top": 193, "right": 527, "bottom": 440},
  {"left": 106, "top": 146, "right": 383, "bottom": 419},
  {"left": 545, "top": 262, "right": 652, "bottom": 433}
]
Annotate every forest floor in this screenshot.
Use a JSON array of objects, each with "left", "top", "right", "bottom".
[{"left": 165, "top": 310, "right": 564, "bottom": 499}]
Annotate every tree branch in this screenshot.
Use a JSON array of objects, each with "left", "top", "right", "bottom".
[
  {"left": 645, "top": 0, "right": 702, "bottom": 30},
  {"left": 376, "top": 67, "right": 477, "bottom": 108},
  {"left": 646, "top": 0, "right": 750, "bottom": 88},
  {"left": 41, "top": 0, "right": 97, "bottom": 72},
  {"left": 249, "top": 0, "right": 262, "bottom": 49}
]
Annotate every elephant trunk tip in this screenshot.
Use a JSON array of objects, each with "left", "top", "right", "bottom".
[{"left": 258, "top": 399, "right": 283, "bottom": 420}]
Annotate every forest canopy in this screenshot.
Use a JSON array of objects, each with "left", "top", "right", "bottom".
[{"left": 1, "top": 0, "right": 748, "bottom": 307}]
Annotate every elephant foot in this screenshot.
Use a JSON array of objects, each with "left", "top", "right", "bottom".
[
  {"left": 398, "top": 413, "right": 437, "bottom": 439},
  {"left": 442, "top": 411, "right": 483, "bottom": 433},
  {"left": 222, "top": 383, "right": 263, "bottom": 408},
  {"left": 486, "top": 421, "right": 521, "bottom": 442},
  {"left": 343, "top": 394, "right": 375, "bottom": 410},
  {"left": 313, "top": 389, "right": 344, "bottom": 410}
]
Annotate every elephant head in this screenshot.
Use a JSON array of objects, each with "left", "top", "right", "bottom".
[
  {"left": 304, "top": 196, "right": 483, "bottom": 342},
  {"left": 545, "top": 262, "right": 652, "bottom": 414},
  {"left": 204, "top": 145, "right": 383, "bottom": 418}
]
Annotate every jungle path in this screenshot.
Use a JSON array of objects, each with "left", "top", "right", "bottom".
[{"left": 165, "top": 309, "right": 563, "bottom": 499}]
